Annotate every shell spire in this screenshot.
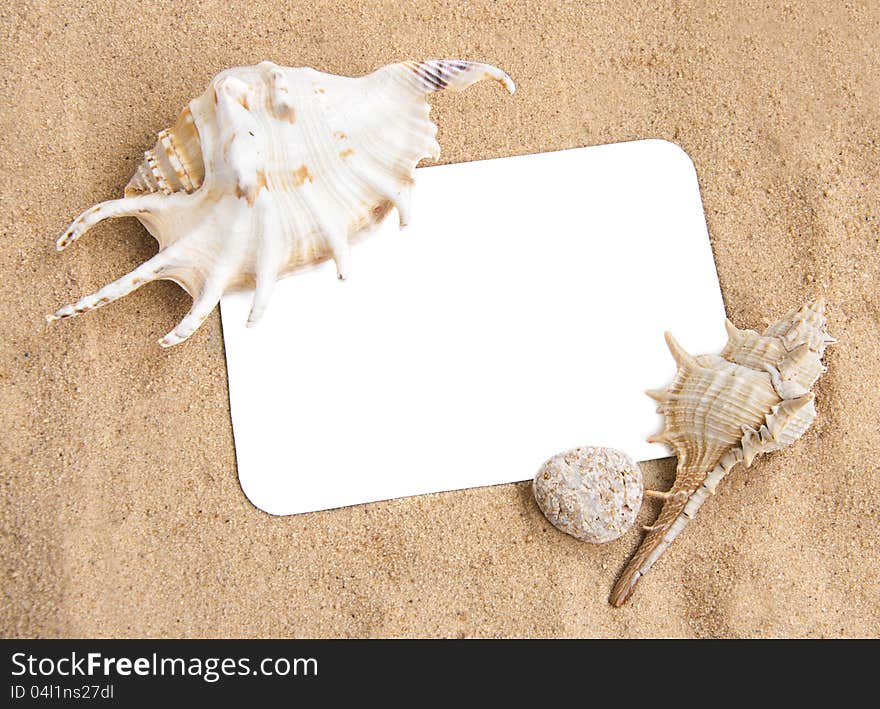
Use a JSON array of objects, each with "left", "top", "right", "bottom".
[
  {"left": 47, "top": 59, "right": 515, "bottom": 346},
  {"left": 125, "top": 107, "right": 205, "bottom": 197},
  {"left": 610, "top": 302, "right": 833, "bottom": 606}
]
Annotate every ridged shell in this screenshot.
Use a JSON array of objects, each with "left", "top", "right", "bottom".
[
  {"left": 610, "top": 299, "right": 833, "bottom": 606},
  {"left": 647, "top": 348, "right": 781, "bottom": 480},
  {"left": 48, "top": 60, "right": 515, "bottom": 346}
]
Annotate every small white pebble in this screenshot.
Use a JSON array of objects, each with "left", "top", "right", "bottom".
[{"left": 533, "top": 446, "right": 643, "bottom": 544}]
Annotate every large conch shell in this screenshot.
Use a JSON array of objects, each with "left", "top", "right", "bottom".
[
  {"left": 609, "top": 300, "right": 834, "bottom": 606},
  {"left": 47, "top": 60, "right": 515, "bottom": 346}
]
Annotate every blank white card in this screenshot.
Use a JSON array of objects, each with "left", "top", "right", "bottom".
[{"left": 220, "top": 140, "right": 727, "bottom": 515}]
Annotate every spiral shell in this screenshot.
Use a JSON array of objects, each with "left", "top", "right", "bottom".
[
  {"left": 47, "top": 59, "right": 515, "bottom": 346},
  {"left": 609, "top": 299, "right": 834, "bottom": 606}
]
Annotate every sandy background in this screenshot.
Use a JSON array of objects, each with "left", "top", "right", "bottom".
[{"left": 2, "top": 1, "right": 878, "bottom": 637}]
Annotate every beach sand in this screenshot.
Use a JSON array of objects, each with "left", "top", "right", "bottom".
[{"left": 1, "top": 1, "right": 877, "bottom": 637}]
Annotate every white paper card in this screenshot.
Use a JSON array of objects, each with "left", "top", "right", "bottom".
[{"left": 220, "top": 140, "right": 727, "bottom": 515}]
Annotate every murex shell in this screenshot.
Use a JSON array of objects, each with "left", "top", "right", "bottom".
[
  {"left": 534, "top": 446, "right": 643, "bottom": 544},
  {"left": 47, "top": 60, "right": 515, "bottom": 346},
  {"left": 609, "top": 299, "right": 834, "bottom": 606}
]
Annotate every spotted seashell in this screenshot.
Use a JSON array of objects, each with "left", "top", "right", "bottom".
[
  {"left": 47, "top": 60, "right": 515, "bottom": 347},
  {"left": 609, "top": 299, "right": 833, "bottom": 606},
  {"left": 533, "top": 446, "right": 643, "bottom": 544}
]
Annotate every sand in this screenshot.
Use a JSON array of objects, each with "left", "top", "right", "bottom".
[{"left": 1, "top": 1, "right": 877, "bottom": 638}]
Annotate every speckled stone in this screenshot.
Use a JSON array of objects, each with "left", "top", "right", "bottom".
[{"left": 533, "top": 447, "right": 643, "bottom": 543}]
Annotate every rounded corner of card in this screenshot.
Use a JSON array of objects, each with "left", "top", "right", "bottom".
[
  {"left": 643, "top": 139, "right": 698, "bottom": 179},
  {"left": 238, "top": 473, "right": 292, "bottom": 516}
]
